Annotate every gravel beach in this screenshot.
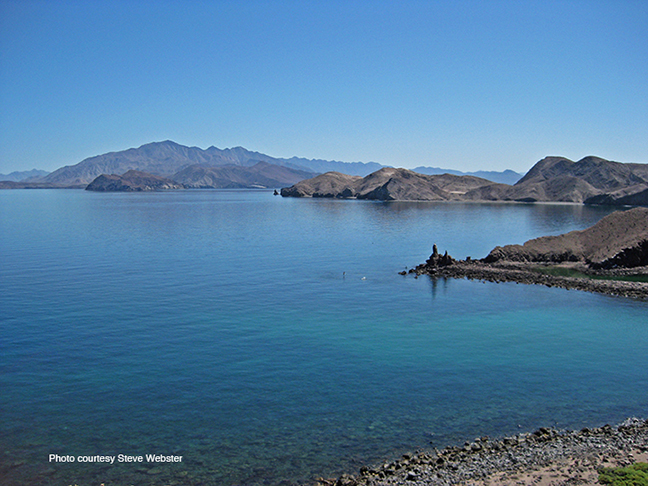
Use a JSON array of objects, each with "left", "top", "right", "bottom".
[{"left": 317, "top": 418, "right": 648, "bottom": 486}]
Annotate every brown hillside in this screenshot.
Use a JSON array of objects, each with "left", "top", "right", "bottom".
[{"left": 485, "top": 207, "right": 648, "bottom": 267}]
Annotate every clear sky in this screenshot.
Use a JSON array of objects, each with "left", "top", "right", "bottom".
[{"left": 1, "top": 0, "right": 647, "bottom": 174}]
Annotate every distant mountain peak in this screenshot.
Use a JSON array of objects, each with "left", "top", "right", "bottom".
[{"left": 42, "top": 141, "right": 385, "bottom": 185}]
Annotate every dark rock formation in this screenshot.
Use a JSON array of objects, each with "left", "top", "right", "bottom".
[
  {"left": 585, "top": 186, "right": 648, "bottom": 206},
  {"left": 593, "top": 239, "right": 648, "bottom": 270},
  {"left": 85, "top": 170, "right": 183, "bottom": 192},
  {"left": 425, "top": 244, "right": 455, "bottom": 268}
]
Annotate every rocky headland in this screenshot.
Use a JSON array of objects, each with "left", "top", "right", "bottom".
[
  {"left": 319, "top": 418, "right": 648, "bottom": 486},
  {"left": 405, "top": 207, "right": 648, "bottom": 299}
]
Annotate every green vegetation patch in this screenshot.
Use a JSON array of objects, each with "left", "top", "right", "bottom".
[{"left": 599, "top": 462, "right": 648, "bottom": 485}]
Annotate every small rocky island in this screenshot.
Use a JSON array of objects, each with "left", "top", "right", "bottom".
[
  {"left": 405, "top": 207, "right": 648, "bottom": 300},
  {"left": 85, "top": 170, "right": 183, "bottom": 192}
]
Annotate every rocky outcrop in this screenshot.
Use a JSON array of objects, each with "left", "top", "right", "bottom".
[
  {"left": 585, "top": 186, "right": 648, "bottom": 206},
  {"left": 85, "top": 170, "right": 183, "bottom": 192},
  {"left": 424, "top": 244, "right": 455, "bottom": 267}
]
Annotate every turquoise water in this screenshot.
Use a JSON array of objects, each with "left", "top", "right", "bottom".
[{"left": 1, "top": 189, "right": 647, "bottom": 486}]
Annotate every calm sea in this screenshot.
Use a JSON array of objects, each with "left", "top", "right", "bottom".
[{"left": 1, "top": 189, "right": 647, "bottom": 486}]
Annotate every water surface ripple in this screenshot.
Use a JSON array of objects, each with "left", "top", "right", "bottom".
[{"left": 1, "top": 189, "right": 646, "bottom": 485}]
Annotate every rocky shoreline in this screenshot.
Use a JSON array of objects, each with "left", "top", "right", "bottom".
[
  {"left": 407, "top": 258, "right": 648, "bottom": 300},
  {"left": 402, "top": 204, "right": 648, "bottom": 301},
  {"left": 318, "top": 418, "right": 648, "bottom": 486}
]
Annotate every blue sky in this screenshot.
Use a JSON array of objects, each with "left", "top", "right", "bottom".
[{"left": 1, "top": 0, "right": 647, "bottom": 174}]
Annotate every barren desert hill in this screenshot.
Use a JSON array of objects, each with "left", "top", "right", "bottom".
[
  {"left": 485, "top": 207, "right": 648, "bottom": 268},
  {"left": 281, "top": 155, "right": 648, "bottom": 204}
]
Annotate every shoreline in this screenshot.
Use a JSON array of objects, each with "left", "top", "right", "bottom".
[
  {"left": 407, "top": 260, "right": 648, "bottom": 300},
  {"left": 318, "top": 418, "right": 648, "bottom": 486}
]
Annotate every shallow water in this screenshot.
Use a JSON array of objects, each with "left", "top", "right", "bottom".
[{"left": 1, "top": 189, "right": 646, "bottom": 485}]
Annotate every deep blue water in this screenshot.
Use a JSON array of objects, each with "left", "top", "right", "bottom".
[{"left": 1, "top": 189, "right": 647, "bottom": 486}]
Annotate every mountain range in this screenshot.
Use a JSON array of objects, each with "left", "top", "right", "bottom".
[
  {"left": 1, "top": 140, "right": 522, "bottom": 188},
  {"left": 281, "top": 155, "right": 648, "bottom": 206},
  {"left": 5, "top": 142, "right": 643, "bottom": 204},
  {"left": 412, "top": 166, "right": 522, "bottom": 185},
  {"left": 39, "top": 140, "right": 383, "bottom": 185},
  {"left": 0, "top": 169, "right": 50, "bottom": 182}
]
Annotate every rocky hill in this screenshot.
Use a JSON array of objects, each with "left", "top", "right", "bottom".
[
  {"left": 485, "top": 207, "right": 648, "bottom": 268},
  {"left": 505, "top": 156, "right": 648, "bottom": 203},
  {"left": 85, "top": 170, "right": 183, "bottom": 192},
  {"left": 281, "top": 167, "right": 497, "bottom": 201},
  {"left": 173, "top": 161, "right": 315, "bottom": 189},
  {"left": 282, "top": 156, "right": 648, "bottom": 205}
]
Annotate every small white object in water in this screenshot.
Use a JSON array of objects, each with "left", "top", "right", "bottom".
[{"left": 361, "top": 276, "right": 366, "bottom": 280}]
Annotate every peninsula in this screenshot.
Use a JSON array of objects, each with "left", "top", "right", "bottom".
[
  {"left": 405, "top": 207, "right": 648, "bottom": 299},
  {"left": 282, "top": 155, "right": 648, "bottom": 206}
]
